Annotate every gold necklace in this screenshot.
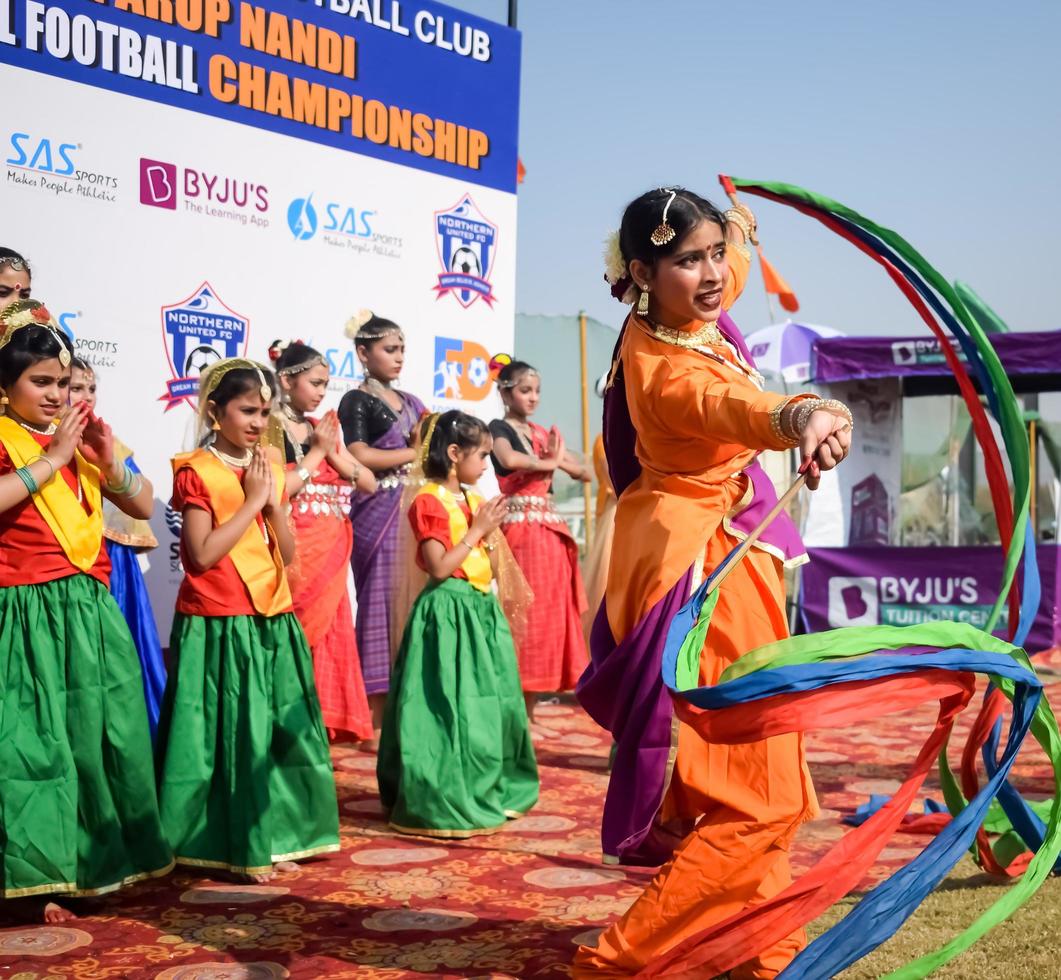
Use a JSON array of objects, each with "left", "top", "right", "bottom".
[
  {"left": 7, "top": 409, "right": 57, "bottom": 435},
  {"left": 208, "top": 444, "right": 253, "bottom": 468},
  {"left": 647, "top": 318, "right": 724, "bottom": 349}
]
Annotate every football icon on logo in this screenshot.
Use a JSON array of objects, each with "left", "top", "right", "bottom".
[
  {"left": 450, "top": 247, "right": 481, "bottom": 277},
  {"left": 184, "top": 345, "right": 221, "bottom": 377}
]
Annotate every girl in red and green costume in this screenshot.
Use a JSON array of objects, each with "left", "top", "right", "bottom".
[
  {"left": 378, "top": 410, "right": 538, "bottom": 837},
  {"left": 156, "top": 358, "right": 339, "bottom": 881},
  {"left": 0, "top": 300, "right": 172, "bottom": 921}
]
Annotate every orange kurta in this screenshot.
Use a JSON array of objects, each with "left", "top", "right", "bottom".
[{"left": 575, "top": 245, "right": 818, "bottom": 980}]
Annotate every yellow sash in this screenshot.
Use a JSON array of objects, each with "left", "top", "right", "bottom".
[
  {"left": 0, "top": 416, "right": 102, "bottom": 572},
  {"left": 417, "top": 482, "right": 492, "bottom": 593},
  {"left": 173, "top": 448, "right": 292, "bottom": 617}
]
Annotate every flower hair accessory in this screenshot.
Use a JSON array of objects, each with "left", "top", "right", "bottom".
[
  {"left": 344, "top": 309, "right": 375, "bottom": 340},
  {"left": 650, "top": 189, "right": 678, "bottom": 247},
  {"left": 268, "top": 339, "right": 293, "bottom": 362},
  {"left": 0, "top": 299, "right": 71, "bottom": 367},
  {"left": 602, "top": 231, "right": 638, "bottom": 305},
  {"left": 488, "top": 353, "right": 511, "bottom": 380}
]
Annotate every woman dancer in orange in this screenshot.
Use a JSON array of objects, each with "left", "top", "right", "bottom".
[{"left": 574, "top": 189, "right": 851, "bottom": 978}]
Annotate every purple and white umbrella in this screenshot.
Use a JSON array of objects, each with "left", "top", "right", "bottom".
[{"left": 745, "top": 320, "right": 844, "bottom": 385}]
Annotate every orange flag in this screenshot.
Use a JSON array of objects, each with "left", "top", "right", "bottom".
[
  {"left": 517, "top": 158, "right": 526, "bottom": 184},
  {"left": 757, "top": 246, "right": 799, "bottom": 312}
]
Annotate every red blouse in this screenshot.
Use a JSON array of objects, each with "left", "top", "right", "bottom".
[
  {"left": 409, "top": 491, "right": 471, "bottom": 582},
  {"left": 0, "top": 434, "right": 110, "bottom": 588},
  {"left": 173, "top": 465, "right": 281, "bottom": 617}
]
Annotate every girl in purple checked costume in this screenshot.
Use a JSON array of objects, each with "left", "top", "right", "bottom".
[{"left": 338, "top": 309, "right": 426, "bottom": 744}]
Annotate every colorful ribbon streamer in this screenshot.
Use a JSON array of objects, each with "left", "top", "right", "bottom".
[{"left": 646, "top": 178, "right": 1060, "bottom": 978}]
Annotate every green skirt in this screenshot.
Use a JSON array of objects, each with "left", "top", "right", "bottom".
[
  {"left": 156, "top": 612, "right": 340, "bottom": 874},
  {"left": 0, "top": 574, "right": 173, "bottom": 898},
  {"left": 378, "top": 578, "right": 539, "bottom": 837}
]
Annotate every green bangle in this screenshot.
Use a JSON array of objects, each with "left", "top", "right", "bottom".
[
  {"left": 104, "top": 461, "right": 133, "bottom": 494},
  {"left": 15, "top": 465, "right": 38, "bottom": 495}
]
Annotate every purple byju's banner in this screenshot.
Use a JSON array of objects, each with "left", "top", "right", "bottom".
[
  {"left": 811, "top": 331, "right": 1061, "bottom": 384},
  {"left": 800, "top": 545, "right": 1061, "bottom": 653}
]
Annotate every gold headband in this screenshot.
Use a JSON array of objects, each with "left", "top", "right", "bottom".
[
  {"left": 0, "top": 299, "right": 71, "bottom": 368},
  {"left": 198, "top": 357, "right": 273, "bottom": 417}
]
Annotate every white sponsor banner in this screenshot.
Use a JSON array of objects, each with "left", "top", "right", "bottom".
[{"left": 5, "top": 65, "right": 517, "bottom": 638}]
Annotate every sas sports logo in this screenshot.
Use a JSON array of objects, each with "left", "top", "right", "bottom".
[
  {"left": 433, "top": 337, "right": 493, "bottom": 402},
  {"left": 433, "top": 194, "right": 497, "bottom": 309},
  {"left": 287, "top": 195, "right": 318, "bottom": 240},
  {"left": 159, "top": 283, "right": 249, "bottom": 411}
]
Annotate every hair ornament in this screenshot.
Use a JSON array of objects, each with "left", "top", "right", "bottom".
[
  {"left": 496, "top": 360, "right": 540, "bottom": 390},
  {"left": 488, "top": 353, "right": 512, "bottom": 380},
  {"left": 650, "top": 188, "right": 678, "bottom": 247},
  {"left": 0, "top": 299, "right": 71, "bottom": 367},
  {"left": 0, "top": 254, "right": 28, "bottom": 274},
  {"left": 199, "top": 357, "right": 273, "bottom": 413},
  {"left": 344, "top": 308, "right": 375, "bottom": 340},
  {"left": 419, "top": 412, "right": 440, "bottom": 466},
  {"left": 267, "top": 339, "right": 292, "bottom": 362}
]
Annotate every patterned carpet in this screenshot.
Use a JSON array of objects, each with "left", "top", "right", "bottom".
[{"left": 2, "top": 662, "right": 1058, "bottom": 980}]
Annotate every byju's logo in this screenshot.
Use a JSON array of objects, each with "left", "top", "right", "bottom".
[
  {"left": 433, "top": 193, "right": 497, "bottom": 309},
  {"left": 287, "top": 195, "right": 318, "bottom": 240},
  {"left": 159, "top": 283, "right": 249, "bottom": 411},
  {"left": 433, "top": 337, "right": 493, "bottom": 402},
  {"left": 827, "top": 576, "right": 878, "bottom": 628},
  {"left": 138, "top": 157, "right": 269, "bottom": 225},
  {"left": 140, "top": 158, "right": 177, "bottom": 209}
]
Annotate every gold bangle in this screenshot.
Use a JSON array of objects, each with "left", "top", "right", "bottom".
[
  {"left": 723, "top": 208, "right": 752, "bottom": 241},
  {"left": 769, "top": 398, "right": 801, "bottom": 448}
]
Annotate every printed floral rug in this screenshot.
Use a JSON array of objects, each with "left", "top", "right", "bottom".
[{"left": 3, "top": 661, "right": 1058, "bottom": 979}]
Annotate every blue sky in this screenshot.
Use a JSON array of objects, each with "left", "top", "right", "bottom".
[{"left": 455, "top": 0, "right": 1060, "bottom": 336}]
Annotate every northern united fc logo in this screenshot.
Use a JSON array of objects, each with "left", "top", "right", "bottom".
[
  {"left": 433, "top": 193, "right": 497, "bottom": 309},
  {"left": 159, "top": 283, "right": 249, "bottom": 411}
]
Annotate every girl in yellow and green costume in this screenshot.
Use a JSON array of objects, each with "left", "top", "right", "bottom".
[
  {"left": 0, "top": 300, "right": 172, "bottom": 921},
  {"left": 155, "top": 358, "right": 339, "bottom": 881},
  {"left": 378, "top": 410, "right": 538, "bottom": 837}
]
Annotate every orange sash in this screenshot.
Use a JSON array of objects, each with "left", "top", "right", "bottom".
[{"left": 173, "top": 448, "right": 292, "bottom": 617}]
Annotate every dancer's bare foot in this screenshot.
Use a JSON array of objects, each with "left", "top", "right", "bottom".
[
  {"left": 246, "top": 870, "right": 275, "bottom": 884},
  {"left": 273, "top": 861, "right": 300, "bottom": 874},
  {"left": 2, "top": 898, "right": 78, "bottom": 924},
  {"left": 43, "top": 901, "right": 76, "bottom": 923}
]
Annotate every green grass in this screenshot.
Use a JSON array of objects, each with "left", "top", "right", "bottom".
[{"left": 807, "top": 857, "right": 1061, "bottom": 978}]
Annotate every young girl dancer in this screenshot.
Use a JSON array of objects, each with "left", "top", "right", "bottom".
[
  {"left": 378, "top": 410, "right": 538, "bottom": 836},
  {"left": 156, "top": 358, "right": 340, "bottom": 881},
  {"left": 489, "top": 361, "right": 591, "bottom": 725},
  {"left": 337, "top": 310, "right": 426, "bottom": 739},
  {"left": 0, "top": 300, "right": 171, "bottom": 920},
  {"left": 69, "top": 357, "right": 167, "bottom": 738},
  {"left": 271, "top": 339, "right": 377, "bottom": 742}
]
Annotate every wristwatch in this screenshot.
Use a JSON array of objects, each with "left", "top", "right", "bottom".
[{"left": 296, "top": 465, "right": 312, "bottom": 484}]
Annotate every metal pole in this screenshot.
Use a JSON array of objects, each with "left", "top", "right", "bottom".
[
  {"left": 507, "top": 0, "right": 517, "bottom": 28},
  {"left": 579, "top": 310, "right": 593, "bottom": 550}
]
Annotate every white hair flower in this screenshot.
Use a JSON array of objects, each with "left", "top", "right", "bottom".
[
  {"left": 343, "top": 308, "right": 374, "bottom": 340},
  {"left": 602, "top": 230, "right": 627, "bottom": 285}
]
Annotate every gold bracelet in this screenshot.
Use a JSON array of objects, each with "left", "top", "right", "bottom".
[
  {"left": 820, "top": 398, "right": 854, "bottom": 430},
  {"left": 793, "top": 398, "right": 854, "bottom": 435},
  {"left": 723, "top": 208, "right": 752, "bottom": 241},
  {"left": 769, "top": 398, "right": 801, "bottom": 448}
]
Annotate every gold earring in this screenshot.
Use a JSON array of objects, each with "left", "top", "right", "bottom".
[
  {"left": 637, "top": 287, "right": 650, "bottom": 316},
  {"left": 211, "top": 416, "right": 221, "bottom": 431}
]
